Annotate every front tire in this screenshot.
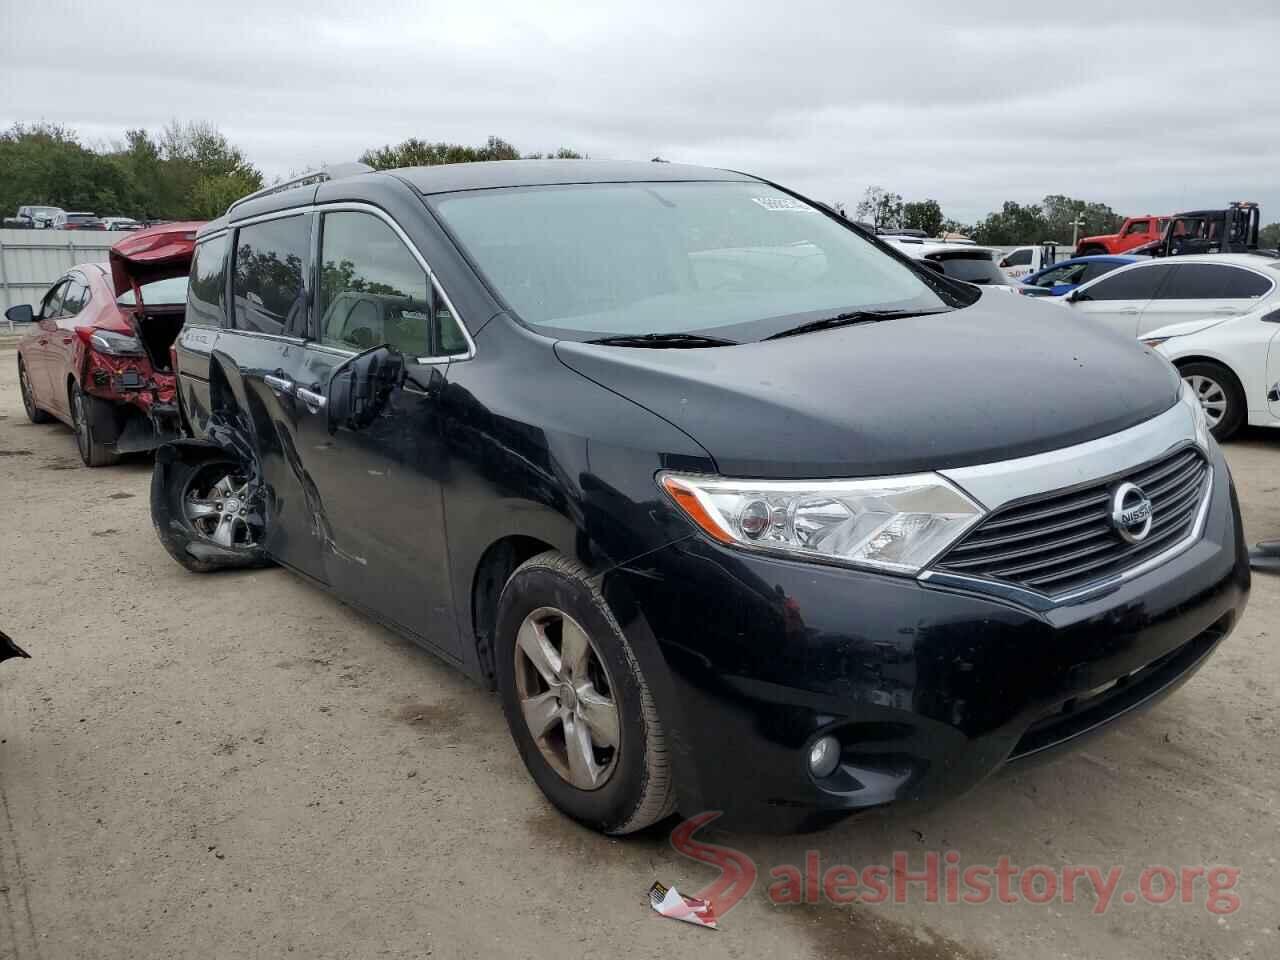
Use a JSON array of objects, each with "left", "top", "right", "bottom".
[
  {"left": 151, "top": 453, "right": 270, "bottom": 573},
  {"left": 70, "top": 380, "right": 121, "bottom": 467},
  {"left": 495, "top": 551, "right": 675, "bottom": 834},
  {"left": 1076, "top": 244, "right": 1106, "bottom": 257},
  {"left": 17, "top": 356, "right": 52, "bottom": 424},
  {"left": 1180, "top": 361, "right": 1245, "bottom": 442}
]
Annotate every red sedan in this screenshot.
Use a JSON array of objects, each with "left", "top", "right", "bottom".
[{"left": 7, "top": 222, "right": 200, "bottom": 466}]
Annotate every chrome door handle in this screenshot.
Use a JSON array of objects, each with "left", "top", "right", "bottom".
[
  {"left": 264, "top": 374, "right": 294, "bottom": 394},
  {"left": 1117, "top": 308, "right": 1139, "bottom": 315},
  {"left": 295, "top": 386, "right": 327, "bottom": 411},
  {"left": 1212, "top": 307, "right": 1240, "bottom": 314}
]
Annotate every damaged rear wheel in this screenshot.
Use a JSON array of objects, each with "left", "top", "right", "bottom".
[{"left": 151, "top": 452, "right": 271, "bottom": 573}]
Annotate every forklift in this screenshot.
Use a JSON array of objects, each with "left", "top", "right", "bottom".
[{"left": 1131, "top": 201, "right": 1272, "bottom": 257}]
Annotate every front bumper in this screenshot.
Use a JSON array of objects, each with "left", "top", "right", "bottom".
[{"left": 604, "top": 444, "right": 1249, "bottom": 830}]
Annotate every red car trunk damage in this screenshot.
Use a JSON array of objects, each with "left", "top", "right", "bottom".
[{"left": 101, "top": 222, "right": 201, "bottom": 422}]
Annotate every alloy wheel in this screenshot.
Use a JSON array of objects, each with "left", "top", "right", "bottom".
[
  {"left": 513, "top": 606, "right": 620, "bottom": 791},
  {"left": 72, "top": 386, "right": 91, "bottom": 459},
  {"left": 182, "top": 468, "right": 264, "bottom": 548},
  {"left": 19, "top": 362, "right": 36, "bottom": 418},
  {"left": 1186, "top": 374, "right": 1227, "bottom": 429}
]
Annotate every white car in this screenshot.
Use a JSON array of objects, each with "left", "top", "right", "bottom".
[
  {"left": 882, "top": 240, "right": 1018, "bottom": 290},
  {"left": 1052, "top": 254, "right": 1278, "bottom": 343},
  {"left": 1141, "top": 273, "right": 1280, "bottom": 440},
  {"left": 998, "top": 243, "right": 1068, "bottom": 280},
  {"left": 102, "top": 216, "right": 142, "bottom": 231}
]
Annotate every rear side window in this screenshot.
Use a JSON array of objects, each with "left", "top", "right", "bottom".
[
  {"left": 1159, "top": 264, "right": 1273, "bottom": 300},
  {"left": 1080, "top": 264, "right": 1174, "bottom": 301},
  {"left": 233, "top": 216, "right": 310, "bottom": 335},
  {"left": 188, "top": 235, "right": 229, "bottom": 328},
  {"left": 317, "top": 211, "right": 465, "bottom": 357}
]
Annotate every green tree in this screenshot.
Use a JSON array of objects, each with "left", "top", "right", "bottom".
[
  {"left": 1260, "top": 222, "right": 1280, "bottom": 250},
  {"left": 855, "top": 186, "right": 903, "bottom": 230},
  {"left": 902, "top": 199, "right": 944, "bottom": 236},
  {"left": 1040, "top": 194, "right": 1122, "bottom": 243},
  {"left": 973, "top": 201, "right": 1049, "bottom": 245},
  {"left": 0, "top": 122, "right": 143, "bottom": 217},
  {"left": 359, "top": 135, "right": 552, "bottom": 170}
]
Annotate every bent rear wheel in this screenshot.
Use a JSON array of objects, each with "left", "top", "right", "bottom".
[
  {"left": 70, "top": 381, "right": 121, "bottom": 467},
  {"left": 151, "top": 455, "right": 270, "bottom": 573}
]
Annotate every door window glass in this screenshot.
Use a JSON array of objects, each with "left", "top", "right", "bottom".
[
  {"left": 40, "top": 279, "right": 69, "bottom": 319},
  {"left": 1001, "top": 248, "right": 1033, "bottom": 267},
  {"left": 317, "top": 211, "right": 465, "bottom": 357},
  {"left": 1081, "top": 261, "right": 1123, "bottom": 283},
  {"left": 233, "top": 216, "right": 310, "bottom": 335},
  {"left": 1122, "top": 221, "right": 1149, "bottom": 236},
  {"left": 62, "top": 277, "right": 90, "bottom": 316},
  {"left": 1160, "top": 264, "right": 1272, "bottom": 300},
  {"left": 188, "top": 234, "right": 229, "bottom": 327},
  {"left": 1079, "top": 263, "right": 1173, "bottom": 301}
]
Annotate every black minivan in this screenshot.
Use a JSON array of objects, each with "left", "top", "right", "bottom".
[{"left": 152, "top": 161, "right": 1249, "bottom": 833}]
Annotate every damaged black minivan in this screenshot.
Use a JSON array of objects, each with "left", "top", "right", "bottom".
[{"left": 153, "top": 161, "right": 1249, "bottom": 833}]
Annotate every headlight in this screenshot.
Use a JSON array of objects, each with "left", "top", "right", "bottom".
[
  {"left": 1179, "top": 378, "right": 1212, "bottom": 450},
  {"left": 89, "top": 329, "right": 145, "bottom": 357},
  {"left": 659, "top": 472, "right": 985, "bottom": 575}
]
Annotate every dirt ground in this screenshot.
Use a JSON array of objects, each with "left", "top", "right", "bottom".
[{"left": 0, "top": 347, "right": 1277, "bottom": 960}]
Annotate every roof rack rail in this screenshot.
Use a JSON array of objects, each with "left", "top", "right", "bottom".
[{"left": 225, "top": 161, "right": 374, "bottom": 215}]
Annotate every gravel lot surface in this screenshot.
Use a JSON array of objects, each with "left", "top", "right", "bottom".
[{"left": 1, "top": 348, "right": 1277, "bottom": 959}]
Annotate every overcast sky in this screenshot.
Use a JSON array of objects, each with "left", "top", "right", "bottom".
[{"left": 4, "top": 0, "right": 1279, "bottom": 225}]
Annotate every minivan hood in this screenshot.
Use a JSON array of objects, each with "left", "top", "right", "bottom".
[
  {"left": 554, "top": 293, "right": 1181, "bottom": 478},
  {"left": 109, "top": 221, "right": 203, "bottom": 300}
]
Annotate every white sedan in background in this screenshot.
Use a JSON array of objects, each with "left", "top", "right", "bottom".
[
  {"left": 1052, "top": 254, "right": 1278, "bottom": 340},
  {"left": 1143, "top": 288, "right": 1280, "bottom": 441}
]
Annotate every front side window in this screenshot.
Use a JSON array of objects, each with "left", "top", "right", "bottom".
[
  {"left": 430, "top": 181, "right": 952, "bottom": 341},
  {"left": 1001, "top": 248, "right": 1033, "bottom": 267},
  {"left": 1079, "top": 263, "right": 1174, "bottom": 301},
  {"left": 233, "top": 216, "right": 310, "bottom": 335},
  {"left": 61, "top": 277, "right": 89, "bottom": 316},
  {"left": 1160, "top": 264, "right": 1273, "bottom": 300},
  {"left": 187, "top": 235, "right": 229, "bottom": 327},
  {"left": 317, "top": 211, "right": 465, "bottom": 357},
  {"left": 1122, "top": 221, "right": 1149, "bottom": 236},
  {"left": 1080, "top": 261, "right": 1123, "bottom": 283},
  {"left": 40, "top": 279, "right": 69, "bottom": 319}
]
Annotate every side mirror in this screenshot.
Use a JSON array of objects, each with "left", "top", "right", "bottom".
[
  {"left": 328, "top": 344, "right": 406, "bottom": 432},
  {"left": 4, "top": 304, "right": 33, "bottom": 325},
  {"left": 1064, "top": 289, "right": 1081, "bottom": 303}
]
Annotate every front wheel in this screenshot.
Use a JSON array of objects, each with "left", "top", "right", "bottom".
[
  {"left": 495, "top": 551, "right": 675, "bottom": 834},
  {"left": 1180, "top": 361, "right": 1245, "bottom": 442},
  {"left": 151, "top": 453, "right": 271, "bottom": 573},
  {"left": 18, "top": 356, "right": 52, "bottom": 424}
]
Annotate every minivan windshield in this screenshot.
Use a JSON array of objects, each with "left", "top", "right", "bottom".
[{"left": 431, "top": 181, "right": 959, "bottom": 341}]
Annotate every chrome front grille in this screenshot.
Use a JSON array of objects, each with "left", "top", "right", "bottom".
[{"left": 934, "top": 446, "right": 1209, "bottom": 597}]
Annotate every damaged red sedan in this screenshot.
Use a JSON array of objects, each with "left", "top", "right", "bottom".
[{"left": 8, "top": 223, "right": 199, "bottom": 466}]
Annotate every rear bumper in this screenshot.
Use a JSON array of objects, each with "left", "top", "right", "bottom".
[
  {"left": 82, "top": 351, "right": 179, "bottom": 453},
  {"left": 603, "top": 445, "right": 1250, "bottom": 831}
]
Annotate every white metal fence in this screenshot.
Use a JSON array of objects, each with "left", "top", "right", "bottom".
[{"left": 1, "top": 229, "right": 135, "bottom": 327}]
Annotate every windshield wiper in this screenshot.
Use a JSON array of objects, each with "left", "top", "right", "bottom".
[
  {"left": 764, "top": 309, "right": 946, "bottom": 341},
  {"left": 586, "top": 332, "right": 738, "bottom": 348}
]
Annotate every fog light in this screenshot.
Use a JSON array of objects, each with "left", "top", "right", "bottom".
[{"left": 808, "top": 735, "right": 840, "bottom": 779}]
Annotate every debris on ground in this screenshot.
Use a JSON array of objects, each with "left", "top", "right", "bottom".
[{"left": 648, "top": 881, "right": 717, "bottom": 930}]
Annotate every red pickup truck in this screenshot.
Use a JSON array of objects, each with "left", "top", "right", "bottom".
[{"left": 1075, "top": 215, "right": 1169, "bottom": 256}]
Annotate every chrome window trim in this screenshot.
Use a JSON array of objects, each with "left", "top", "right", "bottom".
[
  {"left": 223, "top": 329, "right": 306, "bottom": 346},
  {"left": 920, "top": 399, "right": 1210, "bottom": 610},
  {"left": 232, "top": 202, "right": 476, "bottom": 364}
]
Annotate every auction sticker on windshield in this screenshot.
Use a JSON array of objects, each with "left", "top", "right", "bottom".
[{"left": 751, "top": 196, "right": 814, "bottom": 212}]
